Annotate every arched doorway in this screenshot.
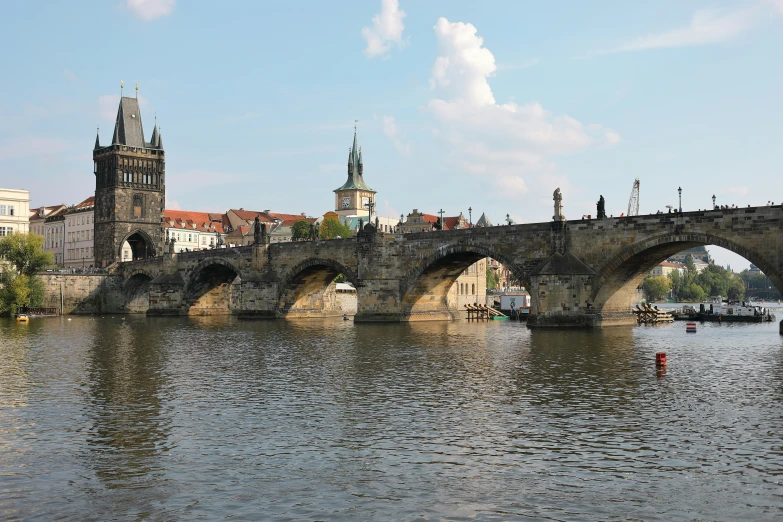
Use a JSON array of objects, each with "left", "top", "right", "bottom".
[{"left": 120, "top": 231, "right": 155, "bottom": 262}]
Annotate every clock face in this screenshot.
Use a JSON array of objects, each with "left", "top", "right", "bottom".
[
  {"left": 342, "top": 197, "right": 351, "bottom": 209},
  {"left": 361, "top": 197, "right": 370, "bottom": 208}
]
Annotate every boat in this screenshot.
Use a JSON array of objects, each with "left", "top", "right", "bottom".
[
  {"left": 15, "top": 313, "right": 29, "bottom": 323},
  {"left": 695, "top": 296, "right": 775, "bottom": 323}
]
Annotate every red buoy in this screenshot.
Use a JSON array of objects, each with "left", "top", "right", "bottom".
[{"left": 655, "top": 352, "right": 667, "bottom": 366}]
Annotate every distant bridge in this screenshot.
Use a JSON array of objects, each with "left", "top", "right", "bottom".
[{"left": 98, "top": 205, "right": 783, "bottom": 327}]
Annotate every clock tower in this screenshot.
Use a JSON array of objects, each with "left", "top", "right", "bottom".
[{"left": 334, "top": 129, "right": 375, "bottom": 217}]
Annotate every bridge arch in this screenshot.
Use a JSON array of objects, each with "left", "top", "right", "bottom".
[
  {"left": 182, "top": 258, "right": 242, "bottom": 315},
  {"left": 399, "top": 243, "right": 525, "bottom": 320},
  {"left": 119, "top": 229, "right": 156, "bottom": 262},
  {"left": 123, "top": 270, "right": 153, "bottom": 313},
  {"left": 591, "top": 231, "right": 782, "bottom": 313},
  {"left": 278, "top": 258, "right": 358, "bottom": 318}
]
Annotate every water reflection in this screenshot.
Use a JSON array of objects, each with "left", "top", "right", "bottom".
[
  {"left": 82, "top": 316, "right": 173, "bottom": 515},
  {"left": 1, "top": 317, "right": 782, "bottom": 520}
]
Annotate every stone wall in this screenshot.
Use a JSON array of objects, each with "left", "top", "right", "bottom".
[{"left": 39, "top": 273, "right": 125, "bottom": 314}]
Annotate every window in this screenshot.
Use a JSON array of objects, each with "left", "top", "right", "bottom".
[
  {"left": 9, "top": 206, "right": 13, "bottom": 216},
  {"left": 133, "top": 194, "right": 143, "bottom": 217},
  {"left": 472, "top": 284, "right": 476, "bottom": 295},
  {"left": 0, "top": 226, "right": 8, "bottom": 236},
  {"left": 0, "top": 205, "right": 6, "bottom": 215}
]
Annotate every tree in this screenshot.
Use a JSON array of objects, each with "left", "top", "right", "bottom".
[
  {"left": 0, "top": 233, "right": 53, "bottom": 276},
  {"left": 291, "top": 219, "right": 311, "bottom": 241},
  {"left": 642, "top": 276, "right": 672, "bottom": 301},
  {"left": 683, "top": 254, "right": 697, "bottom": 278},
  {"left": 486, "top": 263, "right": 499, "bottom": 290},
  {"left": 0, "top": 233, "right": 51, "bottom": 316},
  {"left": 681, "top": 282, "right": 707, "bottom": 302},
  {"left": 319, "top": 218, "right": 353, "bottom": 240}
]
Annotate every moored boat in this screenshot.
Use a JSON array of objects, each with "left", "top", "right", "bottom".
[{"left": 695, "top": 296, "right": 775, "bottom": 323}]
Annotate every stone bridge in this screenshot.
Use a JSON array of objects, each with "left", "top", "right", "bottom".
[{"left": 111, "top": 206, "right": 783, "bottom": 327}]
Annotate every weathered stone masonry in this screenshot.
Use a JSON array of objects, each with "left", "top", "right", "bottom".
[{"left": 46, "top": 206, "right": 783, "bottom": 327}]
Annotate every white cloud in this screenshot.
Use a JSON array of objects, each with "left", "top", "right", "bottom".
[
  {"left": 126, "top": 0, "right": 175, "bottom": 21},
  {"left": 426, "top": 18, "right": 619, "bottom": 214},
  {"left": 382, "top": 115, "right": 412, "bottom": 156},
  {"left": 362, "top": 0, "right": 406, "bottom": 58},
  {"left": 165, "top": 198, "right": 181, "bottom": 210},
  {"left": 771, "top": 0, "right": 783, "bottom": 15},
  {"left": 601, "top": 6, "right": 760, "bottom": 54},
  {"left": 429, "top": 18, "right": 496, "bottom": 105},
  {"left": 494, "top": 176, "right": 528, "bottom": 199}
]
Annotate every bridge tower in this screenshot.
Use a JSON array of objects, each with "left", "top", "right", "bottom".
[{"left": 93, "top": 93, "right": 165, "bottom": 267}]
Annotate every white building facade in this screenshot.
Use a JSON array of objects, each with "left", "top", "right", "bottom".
[
  {"left": 0, "top": 188, "right": 31, "bottom": 237},
  {"left": 64, "top": 197, "right": 95, "bottom": 269}
]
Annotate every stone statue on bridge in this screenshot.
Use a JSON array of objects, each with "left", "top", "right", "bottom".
[
  {"left": 253, "top": 216, "right": 261, "bottom": 245},
  {"left": 553, "top": 188, "right": 565, "bottom": 222},
  {"left": 597, "top": 195, "right": 606, "bottom": 219}
]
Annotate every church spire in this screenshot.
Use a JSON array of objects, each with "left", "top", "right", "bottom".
[
  {"left": 94, "top": 127, "right": 100, "bottom": 150},
  {"left": 334, "top": 128, "right": 374, "bottom": 193}
]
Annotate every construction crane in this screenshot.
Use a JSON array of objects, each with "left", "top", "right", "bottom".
[{"left": 627, "top": 178, "right": 640, "bottom": 216}]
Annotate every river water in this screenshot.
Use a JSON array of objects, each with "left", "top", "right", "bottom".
[{"left": 1, "top": 316, "right": 782, "bottom": 521}]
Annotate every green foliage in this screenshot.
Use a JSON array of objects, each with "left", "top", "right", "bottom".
[
  {"left": 680, "top": 282, "right": 707, "bottom": 302},
  {"left": 642, "top": 275, "right": 671, "bottom": 301},
  {"left": 319, "top": 218, "right": 353, "bottom": 240},
  {"left": 0, "top": 232, "right": 53, "bottom": 276},
  {"left": 291, "top": 220, "right": 311, "bottom": 241},
  {"left": 0, "top": 271, "right": 44, "bottom": 316},
  {"left": 333, "top": 273, "right": 347, "bottom": 283},
  {"left": 664, "top": 259, "right": 747, "bottom": 302},
  {"left": 486, "top": 264, "right": 499, "bottom": 290}
]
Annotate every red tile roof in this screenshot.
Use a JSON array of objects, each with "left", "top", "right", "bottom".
[{"left": 164, "top": 210, "right": 227, "bottom": 233}]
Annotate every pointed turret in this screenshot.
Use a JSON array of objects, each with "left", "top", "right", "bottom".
[
  {"left": 110, "top": 97, "right": 145, "bottom": 147},
  {"left": 157, "top": 129, "right": 163, "bottom": 149},
  {"left": 334, "top": 129, "right": 374, "bottom": 193},
  {"left": 112, "top": 121, "right": 120, "bottom": 144},
  {"left": 150, "top": 125, "right": 159, "bottom": 148},
  {"left": 94, "top": 130, "right": 101, "bottom": 150}
]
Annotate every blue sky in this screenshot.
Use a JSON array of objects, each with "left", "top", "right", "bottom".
[{"left": 1, "top": 0, "right": 781, "bottom": 269}]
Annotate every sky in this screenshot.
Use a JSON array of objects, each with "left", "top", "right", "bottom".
[{"left": 1, "top": 0, "right": 782, "bottom": 270}]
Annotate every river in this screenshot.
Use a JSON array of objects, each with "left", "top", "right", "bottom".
[{"left": 1, "top": 316, "right": 782, "bottom": 520}]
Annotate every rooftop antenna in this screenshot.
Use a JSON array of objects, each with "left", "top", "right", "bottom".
[
  {"left": 135, "top": 82, "right": 139, "bottom": 99},
  {"left": 120, "top": 80, "right": 124, "bottom": 96}
]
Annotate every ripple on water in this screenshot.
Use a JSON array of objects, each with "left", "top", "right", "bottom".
[{"left": 1, "top": 316, "right": 782, "bottom": 520}]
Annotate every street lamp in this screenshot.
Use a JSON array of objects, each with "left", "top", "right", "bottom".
[
  {"left": 468, "top": 207, "right": 472, "bottom": 227},
  {"left": 712, "top": 194, "right": 716, "bottom": 209},
  {"left": 678, "top": 187, "right": 682, "bottom": 213}
]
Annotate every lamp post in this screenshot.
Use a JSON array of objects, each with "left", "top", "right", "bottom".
[
  {"left": 678, "top": 187, "right": 682, "bottom": 213},
  {"left": 438, "top": 209, "right": 445, "bottom": 230},
  {"left": 399, "top": 213, "right": 404, "bottom": 233},
  {"left": 712, "top": 194, "right": 716, "bottom": 209},
  {"left": 365, "top": 200, "right": 375, "bottom": 221},
  {"left": 468, "top": 207, "right": 472, "bottom": 227}
]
